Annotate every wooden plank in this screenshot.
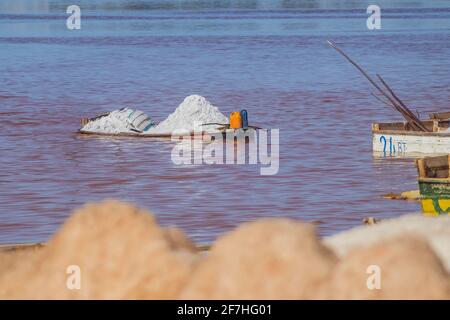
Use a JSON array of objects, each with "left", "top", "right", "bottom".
[
  {"left": 0, "top": 242, "right": 44, "bottom": 252},
  {"left": 433, "top": 120, "right": 439, "bottom": 132},
  {"left": 448, "top": 155, "right": 450, "bottom": 179},
  {"left": 0, "top": 242, "right": 211, "bottom": 252},
  {"left": 373, "top": 131, "right": 450, "bottom": 156},
  {"left": 373, "top": 129, "right": 450, "bottom": 137},
  {"left": 81, "top": 118, "right": 89, "bottom": 126},
  {"left": 78, "top": 130, "right": 174, "bottom": 138},
  {"left": 419, "top": 177, "right": 450, "bottom": 183},
  {"left": 416, "top": 158, "right": 426, "bottom": 178},
  {"left": 429, "top": 111, "right": 450, "bottom": 120},
  {"left": 437, "top": 120, "right": 450, "bottom": 132},
  {"left": 77, "top": 128, "right": 251, "bottom": 139},
  {"left": 374, "top": 121, "right": 407, "bottom": 131},
  {"left": 77, "top": 130, "right": 226, "bottom": 140},
  {"left": 373, "top": 119, "right": 450, "bottom": 135},
  {"left": 431, "top": 168, "right": 448, "bottom": 178},
  {"left": 418, "top": 155, "right": 449, "bottom": 178}
]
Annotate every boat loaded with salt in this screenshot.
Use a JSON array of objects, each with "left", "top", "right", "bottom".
[{"left": 79, "top": 95, "right": 260, "bottom": 138}]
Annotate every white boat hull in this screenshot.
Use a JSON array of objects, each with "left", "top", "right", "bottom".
[{"left": 373, "top": 132, "right": 450, "bottom": 157}]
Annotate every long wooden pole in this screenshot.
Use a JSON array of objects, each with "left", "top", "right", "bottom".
[
  {"left": 327, "top": 40, "right": 428, "bottom": 132},
  {"left": 376, "top": 74, "right": 428, "bottom": 131}
]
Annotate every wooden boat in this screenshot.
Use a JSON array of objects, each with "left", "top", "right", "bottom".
[
  {"left": 78, "top": 117, "right": 260, "bottom": 140},
  {"left": 78, "top": 128, "right": 243, "bottom": 140},
  {"left": 0, "top": 242, "right": 44, "bottom": 253},
  {"left": 416, "top": 154, "right": 450, "bottom": 215},
  {"left": 327, "top": 41, "right": 450, "bottom": 158},
  {"left": 372, "top": 114, "right": 450, "bottom": 157}
]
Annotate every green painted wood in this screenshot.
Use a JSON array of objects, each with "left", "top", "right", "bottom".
[{"left": 418, "top": 180, "right": 450, "bottom": 198}]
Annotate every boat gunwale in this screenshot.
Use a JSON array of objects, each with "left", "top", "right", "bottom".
[
  {"left": 372, "top": 129, "right": 450, "bottom": 137},
  {"left": 418, "top": 177, "right": 450, "bottom": 183},
  {"left": 77, "top": 129, "right": 222, "bottom": 138},
  {"left": 79, "top": 129, "right": 173, "bottom": 138},
  {"left": 372, "top": 119, "right": 450, "bottom": 137},
  {"left": 77, "top": 127, "right": 261, "bottom": 138}
]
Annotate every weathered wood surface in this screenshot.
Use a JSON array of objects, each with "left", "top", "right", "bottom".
[
  {"left": 429, "top": 111, "right": 450, "bottom": 120},
  {"left": 78, "top": 128, "right": 259, "bottom": 140},
  {"left": 0, "top": 242, "right": 211, "bottom": 253},
  {"left": 373, "top": 131, "right": 450, "bottom": 156},
  {"left": 415, "top": 155, "right": 450, "bottom": 215},
  {"left": 0, "top": 242, "right": 45, "bottom": 253},
  {"left": 77, "top": 129, "right": 224, "bottom": 140},
  {"left": 78, "top": 130, "right": 178, "bottom": 138},
  {"left": 416, "top": 155, "right": 450, "bottom": 178},
  {"left": 373, "top": 120, "right": 450, "bottom": 134}
]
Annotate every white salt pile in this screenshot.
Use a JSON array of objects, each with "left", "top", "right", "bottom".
[
  {"left": 81, "top": 108, "right": 153, "bottom": 134},
  {"left": 81, "top": 95, "right": 228, "bottom": 135},
  {"left": 148, "top": 95, "right": 228, "bottom": 134}
]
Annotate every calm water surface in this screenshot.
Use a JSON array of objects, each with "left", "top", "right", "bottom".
[{"left": 1, "top": 0, "right": 449, "bottom": 244}]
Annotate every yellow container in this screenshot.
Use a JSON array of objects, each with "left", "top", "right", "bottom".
[{"left": 229, "top": 111, "right": 242, "bottom": 129}]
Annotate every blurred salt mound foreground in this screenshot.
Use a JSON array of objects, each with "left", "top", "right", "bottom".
[
  {"left": 0, "top": 201, "right": 198, "bottom": 299},
  {"left": 81, "top": 95, "right": 228, "bottom": 135},
  {"left": 324, "top": 214, "right": 450, "bottom": 273},
  {"left": 0, "top": 201, "right": 449, "bottom": 299}
]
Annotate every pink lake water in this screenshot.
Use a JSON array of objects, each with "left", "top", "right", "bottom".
[{"left": 0, "top": 0, "right": 449, "bottom": 244}]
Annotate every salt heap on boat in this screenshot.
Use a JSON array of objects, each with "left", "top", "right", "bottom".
[
  {"left": 80, "top": 95, "right": 228, "bottom": 135},
  {"left": 148, "top": 95, "right": 228, "bottom": 134},
  {"left": 81, "top": 108, "right": 153, "bottom": 134}
]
